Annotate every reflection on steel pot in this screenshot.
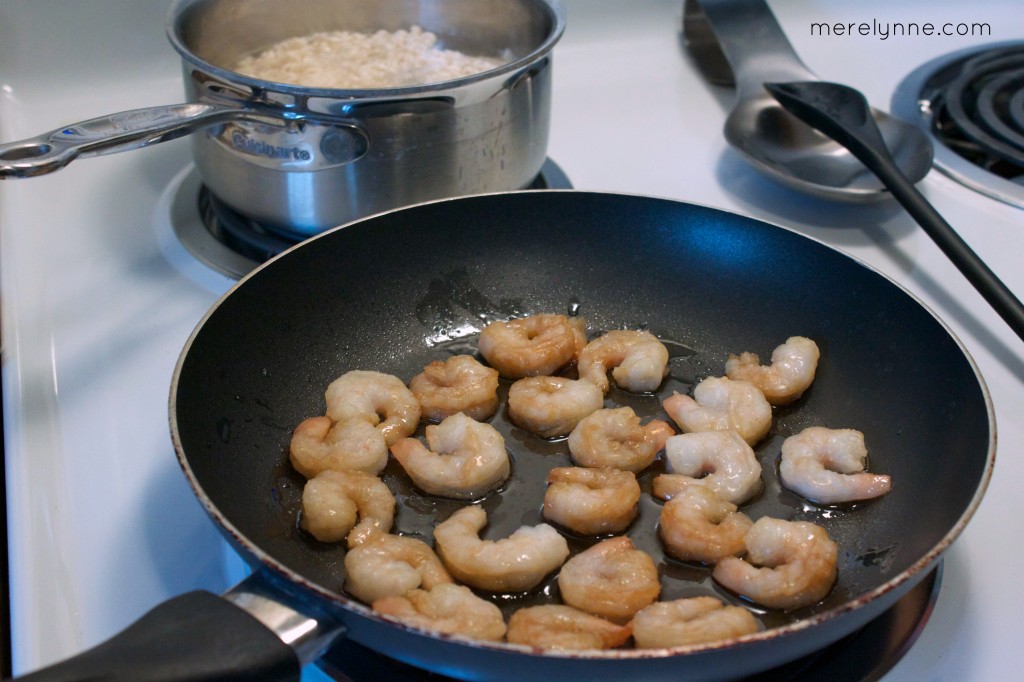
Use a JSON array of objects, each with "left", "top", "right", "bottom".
[{"left": 0, "top": 0, "right": 565, "bottom": 238}]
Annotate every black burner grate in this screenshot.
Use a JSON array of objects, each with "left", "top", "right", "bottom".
[{"left": 928, "top": 45, "right": 1024, "bottom": 180}]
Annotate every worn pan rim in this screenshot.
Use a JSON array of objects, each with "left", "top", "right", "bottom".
[{"left": 168, "top": 188, "right": 996, "bottom": 664}]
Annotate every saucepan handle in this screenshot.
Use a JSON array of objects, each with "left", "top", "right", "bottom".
[
  {"left": 10, "top": 572, "right": 348, "bottom": 681},
  {"left": 0, "top": 103, "right": 286, "bottom": 179}
]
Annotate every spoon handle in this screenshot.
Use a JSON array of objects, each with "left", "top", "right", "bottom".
[
  {"left": 765, "top": 80, "right": 1024, "bottom": 342},
  {"left": 696, "top": 0, "right": 817, "bottom": 95},
  {"left": 868, "top": 152, "right": 1024, "bottom": 341}
]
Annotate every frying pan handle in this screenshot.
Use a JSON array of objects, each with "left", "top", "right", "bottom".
[
  {"left": 11, "top": 590, "right": 301, "bottom": 681},
  {"left": 11, "top": 572, "right": 348, "bottom": 681}
]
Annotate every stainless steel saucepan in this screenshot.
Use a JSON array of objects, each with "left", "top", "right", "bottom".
[{"left": 0, "top": 0, "right": 564, "bottom": 238}]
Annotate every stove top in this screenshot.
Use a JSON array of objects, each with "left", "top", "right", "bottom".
[
  {"left": 892, "top": 40, "right": 1024, "bottom": 208},
  {"left": 3, "top": 1, "right": 1024, "bottom": 681}
]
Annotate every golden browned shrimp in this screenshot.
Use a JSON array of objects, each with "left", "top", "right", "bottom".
[
  {"left": 325, "top": 370, "right": 421, "bottom": 446},
  {"left": 662, "top": 376, "right": 772, "bottom": 446},
  {"left": 567, "top": 406, "right": 675, "bottom": 473},
  {"left": 507, "top": 375, "right": 604, "bottom": 438},
  {"left": 725, "top": 336, "right": 820, "bottom": 405},
  {"left": 658, "top": 484, "right": 753, "bottom": 564},
  {"left": 713, "top": 517, "right": 838, "bottom": 610},
  {"left": 372, "top": 583, "right": 507, "bottom": 642},
  {"left": 631, "top": 597, "right": 759, "bottom": 648},
  {"left": 409, "top": 354, "right": 500, "bottom": 422},
  {"left": 299, "top": 469, "right": 395, "bottom": 543},
  {"left": 477, "top": 313, "right": 586, "bottom": 379},
  {"left": 577, "top": 329, "right": 670, "bottom": 393},
  {"left": 343, "top": 528, "right": 452, "bottom": 605},
  {"left": 433, "top": 505, "right": 570, "bottom": 592},
  {"left": 543, "top": 466, "right": 641, "bottom": 536},
  {"left": 557, "top": 536, "right": 661, "bottom": 623},
  {"left": 660, "top": 430, "right": 763, "bottom": 505},
  {"left": 389, "top": 412, "right": 510, "bottom": 500},
  {"left": 288, "top": 415, "right": 389, "bottom": 478},
  {"left": 506, "top": 604, "right": 632, "bottom": 650},
  {"left": 779, "top": 426, "right": 892, "bottom": 504}
]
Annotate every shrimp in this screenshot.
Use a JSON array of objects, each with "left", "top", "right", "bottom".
[
  {"left": 725, "top": 336, "right": 820, "bottom": 405},
  {"left": 713, "top": 517, "right": 838, "bottom": 610},
  {"left": 433, "top": 505, "right": 570, "bottom": 592},
  {"left": 299, "top": 469, "right": 395, "bottom": 543},
  {"left": 662, "top": 376, "right": 772, "bottom": 446},
  {"left": 507, "top": 375, "right": 603, "bottom": 438},
  {"left": 389, "top": 412, "right": 510, "bottom": 500},
  {"left": 288, "top": 415, "right": 388, "bottom": 478},
  {"left": 543, "top": 466, "right": 641, "bottom": 536},
  {"left": 631, "top": 597, "right": 759, "bottom": 648},
  {"left": 557, "top": 536, "right": 660, "bottom": 623},
  {"left": 658, "top": 484, "right": 753, "bottom": 564},
  {"left": 408, "top": 354, "right": 500, "bottom": 422},
  {"left": 324, "top": 370, "right": 421, "bottom": 446},
  {"left": 506, "top": 605, "right": 631, "bottom": 650},
  {"left": 659, "top": 430, "right": 763, "bottom": 505},
  {"left": 343, "top": 528, "right": 453, "bottom": 605},
  {"left": 477, "top": 313, "right": 587, "bottom": 379},
  {"left": 372, "top": 583, "right": 507, "bottom": 642},
  {"left": 567, "top": 406, "right": 675, "bottom": 473},
  {"left": 577, "top": 329, "right": 670, "bottom": 393},
  {"left": 779, "top": 426, "right": 892, "bottom": 504}
]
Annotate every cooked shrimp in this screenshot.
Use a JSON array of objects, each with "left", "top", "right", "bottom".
[
  {"left": 779, "top": 426, "right": 892, "bottom": 504},
  {"left": 299, "top": 469, "right": 395, "bottom": 543},
  {"left": 409, "top": 354, "right": 500, "bottom": 422},
  {"left": 390, "top": 412, "right": 510, "bottom": 500},
  {"left": 324, "top": 370, "right": 421, "bottom": 446},
  {"left": 506, "top": 604, "right": 631, "bottom": 650},
  {"left": 659, "top": 430, "right": 763, "bottom": 505},
  {"left": 725, "top": 336, "right": 820, "bottom": 405},
  {"left": 343, "top": 529, "right": 453, "bottom": 605},
  {"left": 288, "top": 415, "right": 388, "bottom": 478},
  {"left": 567, "top": 406, "right": 675, "bottom": 472},
  {"left": 507, "top": 375, "right": 603, "bottom": 438},
  {"left": 658, "top": 484, "right": 753, "bottom": 564},
  {"left": 662, "top": 376, "right": 772, "bottom": 446},
  {"left": 477, "top": 313, "right": 586, "bottom": 379},
  {"left": 372, "top": 583, "right": 507, "bottom": 642},
  {"left": 713, "top": 517, "right": 838, "bottom": 610},
  {"left": 557, "top": 536, "right": 660, "bottom": 623},
  {"left": 632, "top": 597, "right": 759, "bottom": 648},
  {"left": 543, "top": 466, "right": 641, "bottom": 536},
  {"left": 577, "top": 329, "right": 670, "bottom": 393},
  {"left": 433, "top": 505, "right": 570, "bottom": 592}
]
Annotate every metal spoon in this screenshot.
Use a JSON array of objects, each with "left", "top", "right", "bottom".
[
  {"left": 690, "top": 0, "right": 934, "bottom": 201},
  {"left": 765, "top": 80, "right": 1024, "bottom": 342}
]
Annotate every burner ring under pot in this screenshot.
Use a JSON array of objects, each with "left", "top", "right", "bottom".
[{"left": 171, "top": 159, "right": 572, "bottom": 280}]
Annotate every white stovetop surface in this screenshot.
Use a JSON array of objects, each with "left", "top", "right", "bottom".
[{"left": 2, "top": 1, "right": 1022, "bottom": 679}]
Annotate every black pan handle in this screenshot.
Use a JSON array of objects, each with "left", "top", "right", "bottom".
[
  {"left": 11, "top": 572, "right": 347, "bottom": 681},
  {"left": 12, "top": 591, "right": 299, "bottom": 681}
]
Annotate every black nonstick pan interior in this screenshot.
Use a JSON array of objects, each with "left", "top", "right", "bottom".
[{"left": 172, "top": 190, "right": 993, "bottom": 681}]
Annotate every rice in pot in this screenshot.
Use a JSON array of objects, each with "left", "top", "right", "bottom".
[{"left": 234, "top": 25, "right": 506, "bottom": 88}]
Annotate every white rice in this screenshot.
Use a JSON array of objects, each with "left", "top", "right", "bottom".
[{"left": 234, "top": 25, "right": 506, "bottom": 88}]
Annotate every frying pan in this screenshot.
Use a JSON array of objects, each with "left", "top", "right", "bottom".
[{"left": 18, "top": 191, "right": 993, "bottom": 681}]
